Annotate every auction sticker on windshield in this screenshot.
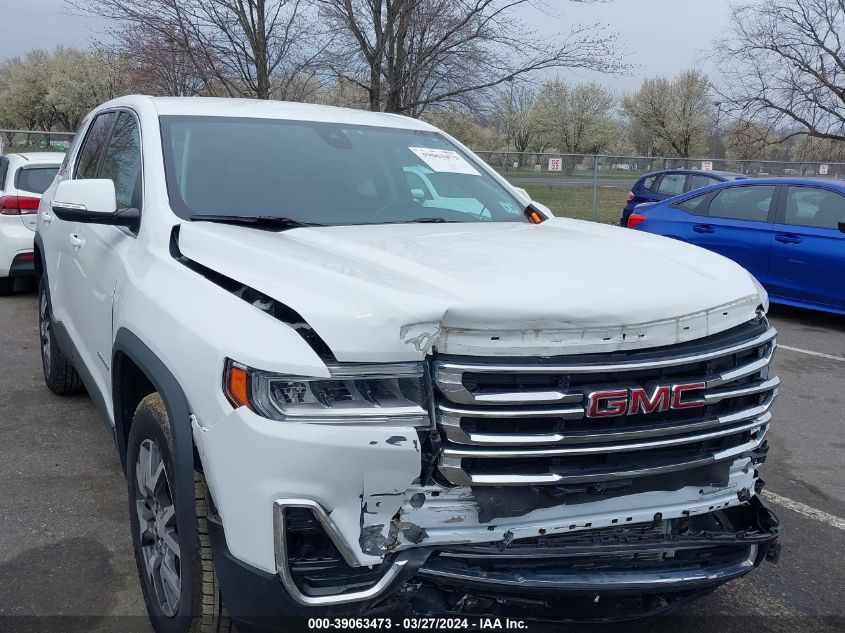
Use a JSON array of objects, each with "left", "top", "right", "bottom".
[{"left": 410, "top": 147, "right": 481, "bottom": 176}]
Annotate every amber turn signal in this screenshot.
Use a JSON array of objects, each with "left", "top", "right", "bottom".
[{"left": 224, "top": 362, "right": 253, "bottom": 410}]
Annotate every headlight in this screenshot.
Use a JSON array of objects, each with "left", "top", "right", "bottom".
[{"left": 224, "top": 360, "right": 431, "bottom": 426}]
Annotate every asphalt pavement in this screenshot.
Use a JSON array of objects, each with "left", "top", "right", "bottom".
[{"left": 0, "top": 285, "right": 843, "bottom": 633}]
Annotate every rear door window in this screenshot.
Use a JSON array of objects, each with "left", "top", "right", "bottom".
[
  {"left": 641, "top": 175, "right": 658, "bottom": 191},
  {"left": 783, "top": 186, "right": 845, "bottom": 230},
  {"left": 16, "top": 166, "right": 59, "bottom": 194},
  {"left": 687, "top": 174, "right": 719, "bottom": 191},
  {"left": 656, "top": 173, "right": 686, "bottom": 195},
  {"left": 675, "top": 192, "right": 709, "bottom": 215},
  {"left": 708, "top": 185, "right": 776, "bottom": 222}
]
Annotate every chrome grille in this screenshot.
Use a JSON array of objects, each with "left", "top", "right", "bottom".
[{"left": 433, "top": 320, "right": 778, "bottom": 486}]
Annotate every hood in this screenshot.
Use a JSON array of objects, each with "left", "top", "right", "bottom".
[{"left": 178, "top": 218, "right": 764, "bottom": 361}]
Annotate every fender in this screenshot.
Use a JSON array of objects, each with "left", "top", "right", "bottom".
[{"left": 112, "top": 328, "right": 199, "bottom": 557}]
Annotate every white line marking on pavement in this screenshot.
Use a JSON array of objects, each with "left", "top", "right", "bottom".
[
  {"left": 762, "top": 491, "right": 845, "bottom": 531},
  {"left": 778, "top": 344, "right": 845, "bottom": 363}
]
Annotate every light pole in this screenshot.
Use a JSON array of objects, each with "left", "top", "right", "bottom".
[
  {"left": 506, "top": 76, "right": 515, "bottom": 150},
  {"left": 505, "top": 76, "right": 516, "bottom": 170},
  {"left": 713, "top": 101, "right": 724, "bottom": 160}
]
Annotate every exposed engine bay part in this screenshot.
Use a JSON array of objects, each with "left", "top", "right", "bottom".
[
  {"left": 391, "top": 457, "right": 759, "bottom": 552},
  {"left": 470, "top": 460, "right": 734, "bottom": 523}
]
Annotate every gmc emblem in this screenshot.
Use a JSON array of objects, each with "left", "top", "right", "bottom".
[{"left": 586, "top": 383, "right": 706, "bottom": 418}]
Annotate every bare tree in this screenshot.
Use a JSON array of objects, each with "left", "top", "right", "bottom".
[
  {"left": 621, "top": 70, "right": 714, "bottom": 158},
  {"left": 792, "top": 134, "right": 845, "bottom": 161},
  {"left": 72, "top": 0, "right": 323, "bottom": 99},
  {"left": 109, "top": 27, "right": 207, "bottom": 97},
  {"left": 716, "top": 0, "right": 845, "bottom": 143},
  {"left": 723, "top": 119, "right": 777, "bottom": 160},
  {"left": 316, "top": 0, "right": 624, "bottom": 115}
]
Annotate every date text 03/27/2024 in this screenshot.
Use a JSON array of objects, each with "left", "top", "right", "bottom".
[{"left": 307, "top": 618, "right": 529, "bottom": 630}]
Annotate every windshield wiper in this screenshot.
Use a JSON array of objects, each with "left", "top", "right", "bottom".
[
  {"left": 189, "top": 215, "right": 321, "bottom": 229},
  {"left": 391, "top": 217, "right": 460, "bottom": 224}
]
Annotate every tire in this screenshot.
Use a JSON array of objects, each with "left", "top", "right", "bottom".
[
  {"left": 38, "top": 275, "right": 84, "bottom": 394},
  {"left": 127, "top": 393, "right": 231, "bottom": 633},
  {"left": 0, "top": 277, "right": 14, "bottom": 296}
]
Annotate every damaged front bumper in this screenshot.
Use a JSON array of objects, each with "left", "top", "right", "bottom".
[
  {"left": 212, "top": 489, "right": 779, "bottom": 623},
  {"left": 195, "top": 409, "right": 779, "bottom": 620}
]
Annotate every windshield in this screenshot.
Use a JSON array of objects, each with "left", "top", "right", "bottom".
[{"left": 159, "top": 116, "right": 526, "bottom": 225}]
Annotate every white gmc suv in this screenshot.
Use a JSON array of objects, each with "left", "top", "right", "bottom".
[{"left": 35, "top": 96, "right": 781, "bottom": 632}]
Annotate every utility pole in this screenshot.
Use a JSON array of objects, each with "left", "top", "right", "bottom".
[
  {"left": 507, "top": 77, "right": 515, "bottom": 144},
  {"left": 713, "top": 101, "right": 724, "bottom": 160},
  {"left": 506, "top": 76, "right": 515, "bottom": 170}
]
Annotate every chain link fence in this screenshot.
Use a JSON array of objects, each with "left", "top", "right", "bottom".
[
  {"left": 0, "top": 129, "right": 75, "bottom": 155},
  {"left": 474, "top": 151, "right": 845, "bottom": 225}
]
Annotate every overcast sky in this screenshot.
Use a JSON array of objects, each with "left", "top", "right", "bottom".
[{"left": 2, "top": 0, "right": 734, "bottom": 95}]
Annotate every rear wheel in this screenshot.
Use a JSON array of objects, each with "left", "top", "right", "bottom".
[
  {"left": 127, "top": 393, "right": 231, "bottom": 633},
  {"left": 39, "top": 275, "right": 83, "bottom": 394},
  {"left": 0, "top": 277, "right": 14, "bottom": 296}
]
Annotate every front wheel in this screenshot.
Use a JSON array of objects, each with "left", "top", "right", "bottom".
[{"left": 127, "top": 393, "right": 230, "bottom": 633}]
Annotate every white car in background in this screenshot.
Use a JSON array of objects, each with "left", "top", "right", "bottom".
[{"left": 0, "top": 152, "right": 64, "bottom": 295}]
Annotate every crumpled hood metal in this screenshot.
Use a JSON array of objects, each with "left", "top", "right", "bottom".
[{"left": 177, "top": 218, "right": 763, "bottom": 362}]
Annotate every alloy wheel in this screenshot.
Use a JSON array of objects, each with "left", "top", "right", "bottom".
[
  {"left": 135, "top": 439, "right": 182, "bottom": 617},
  {"left": 39, "top": 287, "right": 51, "bottom": 376}
]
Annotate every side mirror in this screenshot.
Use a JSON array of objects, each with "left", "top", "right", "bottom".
[
  {"left": 530, "top": 201, "right": 553, "bottom": 218},
  {"left": 410, "top": 187, "right": 426, "bottom": 201},
  {"left": 513, "top": 186, "right": 530, "bottom": 200},
  {"left": 51, "top": 179, "right": 139, "bottom": 228},
  {"left": 839, "top": 221, "right": 845, "bottom": 234}
]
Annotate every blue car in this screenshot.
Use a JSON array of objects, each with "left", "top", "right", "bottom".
[
  {"left": 620, "top": 169, "right": 747, "bottom": 226},
  {"left": 628, "top": 178, "right": 845, "bottom": 315}
]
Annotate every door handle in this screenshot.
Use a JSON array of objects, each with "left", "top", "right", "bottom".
[
  {"left": 775, "top": 233, "right": 802, "bottom": 245},
  {"left": 692, "top": 224, "right": 715, "bottom": 234},
  {"left": 42, "top": 211, "right": 53, "bottom": 224},
  {"left": 68, "top": 233, "right": 85, "bottom": 250}
]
